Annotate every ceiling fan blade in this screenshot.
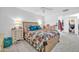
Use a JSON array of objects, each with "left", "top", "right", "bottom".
[{"left": 41, "top": 7, "right": 53, "bottom": 10}]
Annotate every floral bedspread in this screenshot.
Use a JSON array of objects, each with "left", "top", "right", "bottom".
[{"left": 25, "top": 30, "right": 60, "bottom": 50}]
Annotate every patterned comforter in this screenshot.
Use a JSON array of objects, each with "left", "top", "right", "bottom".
[{"left": 25, "top": 30, "right": 60, "bottom": 50}]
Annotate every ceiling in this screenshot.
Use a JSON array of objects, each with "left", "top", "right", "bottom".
[{"left": 18, "top": 7, "right": 79, "bottom": 16}]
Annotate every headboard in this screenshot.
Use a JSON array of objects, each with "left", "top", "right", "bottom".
[{"left": 23, "top": 22, "right": 39, "bottom": 31}]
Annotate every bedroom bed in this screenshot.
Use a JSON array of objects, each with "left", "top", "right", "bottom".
[{"left": 23, "top": 22, "right": 60, "bottom": 52}]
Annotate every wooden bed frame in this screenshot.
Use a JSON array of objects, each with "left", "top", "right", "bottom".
[{"left": 23, "top": 22, "right": 59, "bottom": 52}]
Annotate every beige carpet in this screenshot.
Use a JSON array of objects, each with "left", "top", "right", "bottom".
[
  {"left": 2, "top": 40, "right": 37, "bottom": 52},
  {"left": 52, "top": 33, "right": 79, "bottom": 52}
]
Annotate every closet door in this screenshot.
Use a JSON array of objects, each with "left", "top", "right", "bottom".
[
  {"left": 69, "top": 17, "right": 78, "bottom": 34},
  {"left": 69, "top": 17, "right": 75, "bottom": 33}
]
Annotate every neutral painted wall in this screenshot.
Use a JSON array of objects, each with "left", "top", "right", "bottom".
[
  {"left": 63, "top": 16, "right": 69, "bottom": 33},
  {"left": 0, "top": 7, "right": 58, "bottom": 37},
  {"left": 0, "top": 7, "right": 43, "bottom": 37},
  {"left": 44, "top": 14, "right": 57, "bottom": 26}
]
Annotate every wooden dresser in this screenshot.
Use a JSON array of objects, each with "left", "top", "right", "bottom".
[{"left": 11, "top": 27, "right": 23, "bottom": 44}]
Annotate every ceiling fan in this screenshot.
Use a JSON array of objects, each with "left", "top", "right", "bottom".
[
  {"left": 41, "top": 7, "right": 53, "bottom": 10},
  {"left": 40, "top": 7, "right": 53, "bottom": 14}
]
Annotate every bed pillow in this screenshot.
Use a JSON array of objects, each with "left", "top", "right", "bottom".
[
  {"left": 36, "top": 25, "right": 42, "bottom": 30},
  {"left": 28, "top": 25, "right": 42, "bottom": 31}
]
